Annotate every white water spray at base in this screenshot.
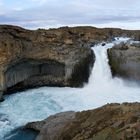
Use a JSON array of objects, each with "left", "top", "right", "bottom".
[{"left": 0, "top": 37, "right": 140, "bottom": 139}]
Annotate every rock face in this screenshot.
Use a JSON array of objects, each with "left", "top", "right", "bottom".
[
  {"left": 26, "top": 103, "right": 140, "bottom": 140},
  {"left": 108, "top": 42, "right": 140, "bottom": 81},
  {"left": 0, "top": 25, "right": 95, "bottom": 99}
]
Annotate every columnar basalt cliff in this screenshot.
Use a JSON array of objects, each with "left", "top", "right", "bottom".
[
  {"left": 108, "top": 42, "right": 140, "bottom": 81},
  {"left": 0, "top": 25, "right": 140, "bottom": 100},
  {"left": 0, "top": 25, "right": 95, "bottom": 99},
  {"left": 26, "top": 103, "right": 140, "bottom": 140}
]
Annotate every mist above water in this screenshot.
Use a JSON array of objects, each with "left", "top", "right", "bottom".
[{"left": 0, "top": 37, "right": 140, "bottom": 139}]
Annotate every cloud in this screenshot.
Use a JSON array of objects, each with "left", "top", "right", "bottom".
[
  {"left": 0, "top": 0, "right": 140, "bottom": 29},
  {"left": 31, "top": 0, "right": 48, "bottom": 5}
]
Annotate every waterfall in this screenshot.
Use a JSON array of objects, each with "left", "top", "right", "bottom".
[
  {"left": 88, "top": 43, "right": 113, "bottom": 86},
  {"left": 0, "top": 37, "right": 140, "bottom": 140},
  {"left": 87, "top": 37, "right": 130, "bottom": 88}
]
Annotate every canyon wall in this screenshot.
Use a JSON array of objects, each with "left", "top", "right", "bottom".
[
  {"left": 0, "top": 25, "right": 140, "bottom": 100},
  {"left": 108, "top": 42, "right": 140, "bottom": 81},
  {"left": 0, "top": 25, "right": 95, "bottom": 99}
]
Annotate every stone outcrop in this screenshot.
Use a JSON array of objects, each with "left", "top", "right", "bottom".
[
  {"left": 26, "top": 103, "right": 140, "bottom": 140},
  {"left": 108, "top": 42, "right": 140, "bottom": 81},
  {"left": 0, "top": 25, "right": 95, "bottom": 99}
]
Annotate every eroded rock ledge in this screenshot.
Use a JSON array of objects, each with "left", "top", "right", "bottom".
[
  {"left": 0, "top": 25, "right": 96, "bottom": 99},
  {"left": 108, "top": 42, "right": 140, "bottom": 81},
  {"left": 26, "top": 103, "right": 140, "bottom": 140}
]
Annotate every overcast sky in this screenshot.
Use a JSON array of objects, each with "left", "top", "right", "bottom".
[{"left": 0, "top": 0, "right": 140, "bottom": 29}]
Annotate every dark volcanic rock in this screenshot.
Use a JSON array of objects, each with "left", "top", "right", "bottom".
[
  {"left": 26, "top": 103, "right": 140, "bottom": 140},
  {"left": 108, "top": 42, "right": 140, "bottom": 81}
]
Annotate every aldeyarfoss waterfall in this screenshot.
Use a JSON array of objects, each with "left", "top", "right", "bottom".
[{"left": 0, "top": 37, "right": 140, "bottom": 139}]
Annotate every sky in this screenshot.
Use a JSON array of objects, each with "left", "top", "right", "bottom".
[{"left": 0, "top": 0, "right": 140, "bottom": 29}]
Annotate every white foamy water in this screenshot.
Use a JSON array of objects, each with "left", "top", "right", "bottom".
[{"left": 0, "top": 37, "right": 140, "bottom": 139}]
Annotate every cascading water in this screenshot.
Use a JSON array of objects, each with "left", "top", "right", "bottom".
[
  {"left": 88, "top": 37, "right": 130, "bottom": 86},
  {"left": 88, "top": 43, "right": 113, "bottom": 86},
  {"left": 0, "top": 37, "right": 140, "bottom": 139}
]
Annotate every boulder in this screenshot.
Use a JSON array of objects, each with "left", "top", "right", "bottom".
[
  {"left": 108, "top": 42, "right": 140, "bottom": 81},
  {"left": 26, "top": 111, "right": 75, "bottom": 140},
  {"left": 26, "top": 103, "right": 140, "bottom": 140}
]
